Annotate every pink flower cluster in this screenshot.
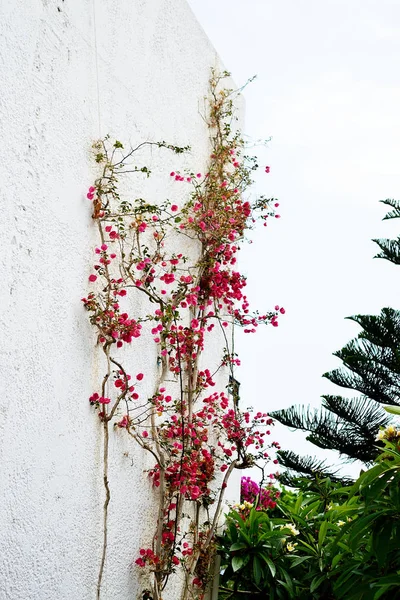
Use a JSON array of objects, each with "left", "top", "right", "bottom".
[
  {"left": 89, "top": 393, "right": 110, "bottom": 405},
  {"left": 240, "top": 476, "right": 280, "bottom": 510},
  {"left": 135, "top": 548, "right": 159, "bottom": 568},
  {"left": 85, "top": 78, "right": 284, "bottom": 596}
]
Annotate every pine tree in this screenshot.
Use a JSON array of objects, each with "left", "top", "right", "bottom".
[{"left": 272, "top": 199, "right": 400, "bottom": 485}]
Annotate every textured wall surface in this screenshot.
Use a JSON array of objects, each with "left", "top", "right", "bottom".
[{"left": 0, "top": 1, "right": 241, "bottom": 599}]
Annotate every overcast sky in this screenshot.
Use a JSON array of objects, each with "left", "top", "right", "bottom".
[{"left": 187, "top": 0, "right": 400, "bottom": 477}]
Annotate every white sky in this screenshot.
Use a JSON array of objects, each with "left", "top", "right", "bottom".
[{"left": 187, "top": 0, "right": 400, "bottom": 477}]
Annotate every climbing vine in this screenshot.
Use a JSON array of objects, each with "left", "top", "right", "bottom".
[{"left": 82, "top": 70, "right": 283, "bottom": 600}]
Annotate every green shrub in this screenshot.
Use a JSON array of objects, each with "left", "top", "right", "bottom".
[{"left": 217, "top": 436, "right": 400, "bottom": 599}]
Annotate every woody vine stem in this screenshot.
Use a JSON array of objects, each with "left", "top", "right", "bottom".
[{"left": 82, "top": 71, "right": 283, "bottom": 600}]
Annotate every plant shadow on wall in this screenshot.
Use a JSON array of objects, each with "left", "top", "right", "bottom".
[{"left": 82, "top": 70, "right": 283, "bottom": 600}]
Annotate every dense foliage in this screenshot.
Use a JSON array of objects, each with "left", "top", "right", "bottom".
[{"left": 218, "top": 434, "right": 400, "bottom": 599}]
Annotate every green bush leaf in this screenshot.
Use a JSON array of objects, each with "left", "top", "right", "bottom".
[
  {"left": 229, "top": 542, "right": 248, "bottom": 551},
  {"left": 372, "top": 519, "right": 393, "bottom": 567},
  {"left": 253, "top": 556, "right": 263, "bottom": 585},
  {"left": 260, "top": 552, "right": 277, "bottom": 577},
  {"left": 231, "top": 556, "right": 244, "bottom": 572},
  {"left": 318, "top": 520, "right": 328, "bottom": 549},
  {"left": 310, "top": 574, "right": 326, "bottom": 593},
  {"left": 383, "top": 405, "right": 400, "bottom": 415},
  {"left": 289, "top": 555, "right": 312, "bottom": 567}
]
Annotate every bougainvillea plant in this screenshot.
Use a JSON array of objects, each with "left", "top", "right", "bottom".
[
  {"left": 83, "top": 70, "right": 283, "bottom": 600},
  {"left": 240, "top": 476, "right": 281, "bottom": 511}
]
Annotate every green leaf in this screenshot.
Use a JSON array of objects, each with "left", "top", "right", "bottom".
[
  {"left": 231, "top": 556, "right": 244, "bottom": 572},
  {"left": 318, "top": 520, "right": 328, "bottom": 549},
  {"left": 337, "top": 541, "right": 351, "bottom": 552},
  {"left": 260, "top": 553, "right": 276, "bottom": 577},
  {"left": 297, "top": 539, "right": 318, "bottom": 555},
  {"left": 334, "top": 566, "right": 360, "bottom": 595},
  {"left": 289, "top": 555, "right": 312, "bottom": 567},
  {"left": 372, "top": 518, "right": 392, "bottom": 569},
  {"left": 229, "top": 542, "right": 248, "bottom": 551},
  {"left": 347, "top": 513, "right": 379, "bottom": 548},
  {"left": 371, "top": 573, "right": 400, "bottom": 587},
  {"left": 366, "top": 469, "right": 396, "bottom": 500},
  {"left": 253, "top": 556, "right": 263, "bottom": 585},
  {"left": 331, "top": 552, "right": 344, "bottom": 569},
  {"left": 373, "top": 587, "right": 391, "bottom": 600},
  {"left": 234, "top": 526, "right": 252, "bottom": 546},
  {"left": 310, "top": 574, "right": 326, "bottom": 593},
  {"left": 279, "top": 568, "right": 295, "bottom": 597},
  {"left": 352, "top": 464, "right": 384, "bottom": 497},
  {"left": 383, "top": 405, "right": 400, "bottom": 415}
]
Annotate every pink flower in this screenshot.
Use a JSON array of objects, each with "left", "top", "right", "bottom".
[
  {"left": 142, "top": 431, "right": 148, "bottom": 438},
  {"left": 135, "top": 558, "right": 145, "bottom": 567},
  {"left": 265, "top": 166, "right": 270, "bottom": 173},
  {"left": 190, "top": 485, "right": 201, "bottom": 499},
  {"left": 171, "top": 205, "right": 178, "bottom": 212},
  {"left": 117, "top": 415, "right": 130, "bottom": 428},
  {"left": 136, "top": 373, "right": 144, "bottom": 381},
  {"left": 99, "top": 396, "right": 111, "bottom": 404},
  {"left": 88, "top": 274, "right": 97, "bottom": 282},
  {"left": 160, "top": 273, "right": 175, "bottom": 284}
]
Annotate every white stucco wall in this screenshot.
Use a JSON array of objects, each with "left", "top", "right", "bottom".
[{"left": 0, "top": 1, "right": 241, "bottom": 599}]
